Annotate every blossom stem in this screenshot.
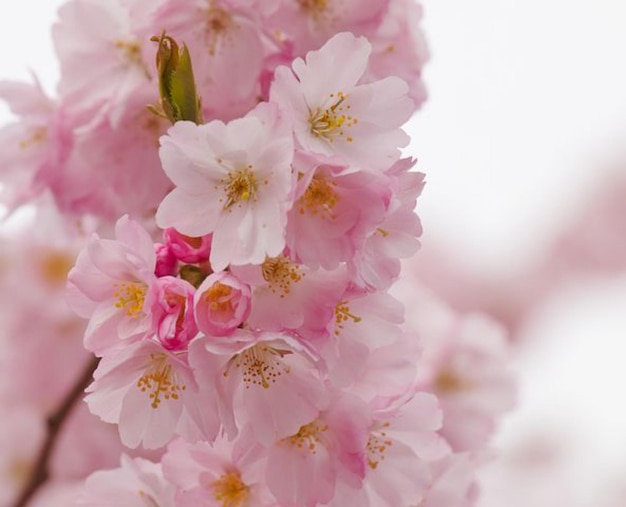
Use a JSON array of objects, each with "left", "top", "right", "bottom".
[{"left": 13, "top": 356, "right": 100, "bottom": 507}]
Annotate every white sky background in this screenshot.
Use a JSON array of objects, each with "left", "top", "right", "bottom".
[{"left": 0, "top": 1, "right": 625, "bottom": 505}]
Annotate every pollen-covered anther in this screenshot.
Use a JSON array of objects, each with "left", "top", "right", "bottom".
[
  {"left": 137, "top": 353, "right": 186, "bottom": 409},
  {"left": 226, "top": 345, "right": 292, "bottom": 389},
  {"left": 367, "top": 422, "right": 392, "bottom": 470},
  {"left": 220, "top": 167, "right": 259, "bottom": 210},
  {"left": 283, "top": 420, "right": 329, "bottom": 454},
  {"left": 309, "top": 91, "right": 357, "bottom": 143},
  {"left": 299, "top": 174, "right": 339, "bottom": 219},
  {"left": 261, "top": 256, "right": 304, "bottom": 297},
  {"left": 113, "top": 281, "right": 147, "bottom": 318},
  {"left": 334, "top": 300, "right": 361, "bottom": 335},
  {"left": 211, "top": 471, "right": 250, "bottom": 506}
]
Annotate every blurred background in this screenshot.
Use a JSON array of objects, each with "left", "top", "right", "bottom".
[{"left": 1, "top": 1, "right": 625, "bottom": 505}]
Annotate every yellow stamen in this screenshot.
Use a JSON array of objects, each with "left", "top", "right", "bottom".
[
  {"left": 113, "top": 281, "right": 147, "bottom": 318},
  {"left": 211, "top": 471, "right": 250, "bottom": 507},
  {"left": 261, "top": 256, "right": 303, "bottom": 298},
  {"left": 309, "top": 91, "right": 358, "bottom": 143},
  {"left": 221, "top": 167, "right": 258, "bottom": 210},
  {"left": 334, "top": 300, "right": 361, "bottom": 335},
  {"left": 224, "top": 345, "right": 291, "bottom": 389},
  {"left": 367, "top": 422, "right": 392, "bottom": 470},
  {"left": 298, "top": 174, "right": 338, "bottom": 219},
  {"left": 136, "top": 353, "right": 186, "bottom": 409},
  {"left": 205, "top": 282, "right": 234, "bottom": 314},
  {"left": 282, "top": 420, "right": 329, "bottom": 454}
]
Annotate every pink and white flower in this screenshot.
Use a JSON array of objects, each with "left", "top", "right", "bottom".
[
  {"left": 85, "top": 339, "right": 210, "bottom": 449},
  {"left": 189, "top": 330, "right": 327, "bottom": 445},
  {"left": 162, "top": 438, "right": 275, "bottom": 507},
  {"left": 66, "top": 215, "right": 156, "bottom": 355},
  {"left": 270, "top": 31, "right": 413, "bottom": 173},
  {"left": 156, "top": 101, "right": 295, "bottom": 271}
]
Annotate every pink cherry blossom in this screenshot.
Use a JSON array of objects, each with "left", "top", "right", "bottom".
[
  {"left": 266, "top": 0, "right": 390, "bottom": 55},
  {"left": 285, "top": 151, "right": 388, "bottom": 270},
  {"left": 327, "top": 392, "right": 448, "bottom": 507},
  {"left": 53, "top": 0, "right": 152, "bottom": 125},
  {"left": 264, "top": 392, "right": 371, "bottom": 507},
  {"left": 233, "top": 257, "right": 347, "bottom": 336},
  {"left": 349, "top": 157, "right": 425, "bottom": 290},
  {"left": 66, "top": 215, "right": 156, "bottom": 355},
  {"left": 189, "top": 331, "right": 327, "bottom": 445},
  {"left": 270, "top": 31, "right": 413, "bottom": 173},
  {"left": 85, "top": 339, "right": 209, "bottom": 449},
  {"left": 162, "top": 438, "right": 275, "bottom": 507},
  {"left": 194, "top": 270, "right": 251, "bottom": 337},
  {"left": 76, "top": 455, "right": 176, "bottom": 506},
  {"left": 365, "top": 0, "right": 430, "bottom": 108},
  {"left": 156, "top": 101, "right": 294, "bottom": 271},
  {"left": 149, "top": 0, "right": 276, "bottom": 122},
  {"left": 416, "top": 311, "right": 517, "bottom": 453},
  {"left": 0, "top": 77, "right": 73, "bottom": 212}
]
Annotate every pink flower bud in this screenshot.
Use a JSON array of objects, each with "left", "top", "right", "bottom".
[
  {"left": 163, "top": 227, "right": 212, "bottom": 264},
  {"left": 148, "top": 276, "right": 198, "bottom": 350},
  {"left": 194, "top": 271, "right": 251, "bottom": 337},
  {"left": 154, "top": 242, "right": 178, "bottom": 277}
]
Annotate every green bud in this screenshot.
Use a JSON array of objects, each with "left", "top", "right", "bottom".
[
  {"left": 178, "top": 264, "right": 209, "bottom": 289},
  {"left": 149, "top": 32, "right": 203, "bottom": 125}
]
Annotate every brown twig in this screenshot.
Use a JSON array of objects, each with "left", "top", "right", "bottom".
[{"left": 13, "top": 356, "right": 100, "bottom": 507}]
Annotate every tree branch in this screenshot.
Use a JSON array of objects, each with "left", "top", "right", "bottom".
[{"left": 13, "top": 356, "right": 100, "bottom": 507}]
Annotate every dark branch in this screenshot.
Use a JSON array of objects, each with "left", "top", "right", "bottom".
[{"left": 13, "top": 356, "right": 99, "bottom": 507}]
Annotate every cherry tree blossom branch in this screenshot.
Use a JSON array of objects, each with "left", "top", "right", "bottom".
[{"left": 14, "top": 356, "right": 100, "bottom": 507}]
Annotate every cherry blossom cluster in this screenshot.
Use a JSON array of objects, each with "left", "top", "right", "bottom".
[
  {"left": 0, "top": 0, "right": 517, "bottom": 506},
  {"left": 0, "top": 0, "right": 427, "bottom": 222}
]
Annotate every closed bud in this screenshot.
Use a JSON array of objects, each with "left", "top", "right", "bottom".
[{"left": 149, "top": 32, "right": 203, "bottom": 125}]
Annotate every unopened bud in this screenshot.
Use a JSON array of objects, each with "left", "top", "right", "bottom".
[{"left": 148, "top": 32, "right": 203, "bottom": 125}]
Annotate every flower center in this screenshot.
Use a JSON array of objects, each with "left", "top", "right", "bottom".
[
  {"left": 299, "top": 0, "right": 329, "bottom": 20},
  {"left": 367, "top": 422, "right": 392, "bottom": 470},
  {"left": 298, "top": 174, "right": 338, "bottom": 219},
  {"left": 19, "top": 126, "right": 47, "bottom": 149},
  {"left": 434, "top": 368, "right": 470, "bottom": 394},
  {"left": 137, "top": 353, "right": 186, "bottom": 409},
  {"left": 283, "top": 420, "right": 329, "bottom": 454},
  {"left": 113, "top": 281, "right": 147, "bottom": 318},
  {"left": 309, "top": 92, "right": 357, "bottom": 143},
  {"left": 261, "top": 257, "right": 303, "bottom": 297},
  {"left": 206, "top": 282, "right": 234, "bottom": 315},
  {"left": 333, "top": 301, "right": 361, "bottom": 335},
  {"left": 221, "top": 167, "right": 258, "bottom": 210},
  {"left": 115, "top": 39, "right": 144, "bottom": 67},
  {"left": 38, "top": 250, "right": 74, "bottom": 287},
  {"left": 225, "top": 344, "right": 292, "bottom": 389},
  {"left": 205, "top": 1, "right": 233, "bottom": 55},
  {"left": 211, "top": 471, "right": 250, "bottom": 507}
]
